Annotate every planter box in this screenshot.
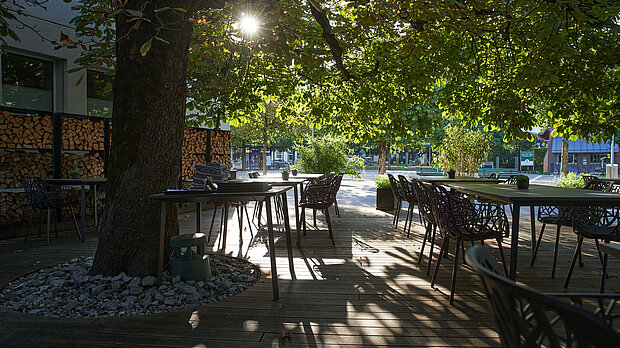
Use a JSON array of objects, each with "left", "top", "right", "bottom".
[{"left": 376, "top": 188, "right": 395, "bottom": 210}]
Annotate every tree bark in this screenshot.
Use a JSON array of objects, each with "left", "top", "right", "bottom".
[
  {"left": 90, "top": 1, "right": 199, "bottom": 276},
  {"left": 561, "top": 133, "right": 570, "bottom": 175},
  {"left": 378, "top": 141, "right": 387, "bottom": 175},
  {"left": 241, "top": 142, "right": 246, "bottom": 171},
  {"left": 262, "top": 139, "right": 267, "bottom": 176}
]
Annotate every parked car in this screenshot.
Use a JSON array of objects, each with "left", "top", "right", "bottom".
[{"left": 269, "top": 159, "right": 289, "bottom": 170}]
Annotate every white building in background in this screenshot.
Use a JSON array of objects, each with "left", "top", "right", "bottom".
[{"left": 1, "top": 1, "right": 228, "bottom": 130}]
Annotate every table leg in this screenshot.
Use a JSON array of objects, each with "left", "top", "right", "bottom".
[
  {"left": 221, "top": 203, "right": 229, "bottom": 252},
  {"left": 510, "top": 203, "right": 521, "bottom": 280},
  {"left": 195, "top": 202, "right": 202, "bottom": 233},
  {"left": 265, "top": 197, "right": 279, "bottom": 300},
  {"left": 157, "top": 202, "right": 166, "bottom": 285},
  {"left": 281, "top": 192, "right": 295, "bottom": 278},
  {"left": 80, "top": 183, "right": 86, "bottom": 242},
  {"left": 529, "top": 205, "right": 536, "bottom": 256},
  {"left": 601, "top": 252, "right": 608, "bottom": 293},
  {"left": 93, "top": 184, "right": 98, "bottom": 229},
  {"left": 294, "top": 184, "right": 301, "bottom": 248}
]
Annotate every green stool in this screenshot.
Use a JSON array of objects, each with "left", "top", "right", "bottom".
[{"left": 170, "top": 233, "right": 212, "bottom": 281}]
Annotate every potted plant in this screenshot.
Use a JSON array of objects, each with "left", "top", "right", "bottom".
[
  {"left": 516, "top": 174, "right": 529, "bottom": 189},
  {"left": 446, "top": 169, "right": 456, "bottom": 179},
  {"left": 290, "top": 165, "right": 298, "bottom": 176},
  {"left": 281, "top": 169, "right": 290, "bottom": 180},
  {"left": 69, "top": 170, "right": 82, "bottom": 179},
  {"left": 375, "top": 174, "right": 395, "bottom": 210}
]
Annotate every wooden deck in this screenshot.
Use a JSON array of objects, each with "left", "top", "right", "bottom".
[{"left": 1, "top": 196, "right": 618, "bottom": 347}]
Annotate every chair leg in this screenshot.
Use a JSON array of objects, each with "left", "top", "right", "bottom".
[
  {"left": 595, "top": 239, "right": 604, "bottom": 266},
  {"left": 24, "top": 208, "right": 35, "bottom": 242},
  {"left": 334, "top": 198, "right": 340, "bottom": 217},
  {"left": 208, "top": 206, "right": 218, "bottom": 243},
  {"left": 394, "top": 199, "right": 402, "bottom": 228},
  {"left": 69, "top": 205, "right": 80, "bottom": 240},
  {"left": 46, "top": 207, "right": 51, "bottom": 246},
  {"left": 406, "top": 205, "right": 414, "bottom": 238},
  {"left": 417, "top": 205, "right": 423, "bottom": 226},
  {"left": 449, "top": 239, "right": 461, "bottom": 305},
  {"left": 418, "top": 222, "right": 432, "bottom": 264},
  {"left": 530, "top": 223, "right": 547, "bottom": 266},
  {"left": 324, "top": 208, "right": 335, "bottom": 246},
  {"left": 427, "top": 225, "right": 437, "bottom": 276},
  {"left": 244, "top": 205, "right": 254, "bottom": 237},
  {"left": 431, "top": 237, "right": 449, "bottom": 288},
  {"left": 551, "top": 224, "right": 561, "bottom": 278},
  {"left": 392, "top": 200, "right": 399, "bottom": 226},
  {"left": 301, "top": 208, "right": 307, "bottom": 236},
  {"left": 564, "top": 236, "right": 583, "bottom": 288},
  {"left": 403, "top": 203, "right": 411, "bottom": 235},
  {"left": 496, "top": 238, "right": 508, "bottom": 277}
]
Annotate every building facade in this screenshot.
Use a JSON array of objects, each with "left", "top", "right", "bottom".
[{"left": 545, "top": 136, "right": 619, "bottom": 174}]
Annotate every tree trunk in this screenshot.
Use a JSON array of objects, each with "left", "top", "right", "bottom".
[
  {"left": 241, "top": 142, "right": 246, "bottom": 171},
  {"left": 90, "top": 1, "right": 199, "bottom": 276},
  {"left": 378, "top": 141, "right": 387, "bottom": 175},
  {"left": 262, "top": 136, "right": 268, "bottom": 176},
  {"left": 561, "top": 133, "right": 570, "bottom": 175}
]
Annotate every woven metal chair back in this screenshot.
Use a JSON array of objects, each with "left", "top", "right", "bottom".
[
  {"left": 582, "top": 175, "right": 600, "bottom": 185},
  {"left": 503, "top": 175, "right": 518, "bottom": 185},
  {"left": 397, "top": 175, "right": 417, "bottom": 204},
  {"left": 387, "top": 174, "right": 404, "bottom": 200},
  {"left": 411, "top": 179, "right": 434, "bottom": 224},
  {"left": 195, "top": 163, "right": 228, "bottom": 183},
  {"left": 584, "top": 179, "right": 612, "bottom": 192},
  {"left": 425, "top": 184, "right": 508, "bottom": 240},
  {"left": 301, "top": 174, "right": 342, "bottom": 208},
  {"left": 466, "top": 245, "right": 620, "bottom": 348},
  {"left": 572, "top": 205, "right": 620, "bottom": 239},
  {"left": 21, "top": 176, "right": 53, "bottom": 209},
  {"left": 488, "top": 173, "right": 498, "bottom": 179}
]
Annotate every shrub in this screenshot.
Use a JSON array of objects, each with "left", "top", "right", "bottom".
[
  {"left": 295, "top": 135, "right": 365, "bottom": 178},
  {"left": 434, "top": 126, "right": 491, "bottom": 176},
  {"left": 553, "top": 172, "right": 585, "bottom": 189},
  {"left": 375, "top": 175, "right": 391, "bottom": 189}
]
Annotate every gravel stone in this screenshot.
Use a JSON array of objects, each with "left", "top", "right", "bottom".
[{"left": 0, "top": 255, "right": 259, "bottom": 318}]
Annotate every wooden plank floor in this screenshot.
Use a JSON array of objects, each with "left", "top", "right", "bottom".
[{"left": 1, "top": 194, "right": 618, "bottom": 347}]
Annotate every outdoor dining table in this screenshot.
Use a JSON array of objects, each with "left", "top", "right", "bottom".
[
  {"left": 445, "top": 183, "right": 620, "bottom": 280},
  {"left": 246, "top": 175, "right": 323, "bottom": 247},
  {"left": 45, "top": 178, "right": 106, "bottom": 243},
  {"left": 149, "top": 186, "right": 295, "bottom": 300},
  {"left": 414, "top": 176, "right": 501, "bottom": 184}
]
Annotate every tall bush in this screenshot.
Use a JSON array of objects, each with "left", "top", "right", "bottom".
[
  {"left": 435, "top": 126, "right": 491, "bottom": 176},
  {"left": 553, "top": 172, "right": 585, "bottom": 189},
  {"left": 295, "top": 135, "right": 365, "bottom": 177}
]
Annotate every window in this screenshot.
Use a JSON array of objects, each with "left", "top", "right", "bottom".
[
  {"left": 1, "top": 53, "right": 53, "bottom": 111},
  {"left": 87, "top": 70, "right": 113, "bottom": 117},
  {"left": 591, "top": 153, "right": 608, "bottom": 164},
  {"left": 568, "top": 154, "right": 578, "bottom": 164},
  {"left": 582, "top": 157, "right": 587, "bottom": 166}
]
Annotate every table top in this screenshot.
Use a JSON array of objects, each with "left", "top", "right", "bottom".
[
  {"left": 244, "top": 178, "right": 308, "bottom": 185},
  {"left": 445, "top": 183, "right": 620, "bottom": 206},
  {"left": 149, "top": 186, "right": 291, "bottom": 203},
  {"left": 599, "top": 243, "right": 620, "bottom": 259},
  {"left": 414, "top": 176, "right": 500, "bottom": 184},
  {"left": 45, "top": 178, "right": 107, "bottom": 185},
  {"left": 263, "top": 173, "right": 324, "bottom": 180}
]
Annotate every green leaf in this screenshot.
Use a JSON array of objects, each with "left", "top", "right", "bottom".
[
  {"left": 125, "top": 9, "right": 143, "bottom": 18},
  {"left": 154, "top": 7, "right": 171, "bottom": 13},
  {"left": 154, "top": 36, "right": 170, "bottom": 44},
  {"left": 140, "top": 38, "right": 153, "bottom": 56}
]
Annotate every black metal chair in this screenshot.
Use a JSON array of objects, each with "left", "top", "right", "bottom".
[
  {"left": 466, "top": 245, "right": 620, "bottom": 347},
  {"left": 21, "top": 176, "right": 80, "bottom": 245},
  {"left": 411, "top": 179, "right": 437, "bottom": 275},
  {"left": 564, "top": 205, "right": 620, "bottom": 289},
  {"left": 426, "top": 184, "right": 509, "bottom": 304},
  {"left": 387, "top": 174, "right": 404, "bottom": 228},
  {"left": 397, "top": 175, "right": 421, "bottom": 238},
  {"left": 299, "top": 174, "right": 343, "bottom": 245},
  {"left": 532, "top": 180, "right": 613, "bottom": 278},
  {"left": 502, "top": 174, "right": 518, "bottom": 185}
]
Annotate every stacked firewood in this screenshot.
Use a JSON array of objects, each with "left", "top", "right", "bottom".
[
  {"left": 209, "top": 130, "right": 231, "bottom": 155},
  {"left": 62, "top": 153, "right": 104, "bottom": 178},
  {"left": 62, "top": 118, "right": 104, "bottom": 151},
  {"left": 181, "top": 154, "right": 206, "bottom": 180},
  {"left": 0, "top": 111, "right": 53, "bottom": 149},
  {"left": 183, "top": 129, "right": 207, "bottom": 154},
  {"left": 0, "top": 150, "right": 53, "bottom": 188}
]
